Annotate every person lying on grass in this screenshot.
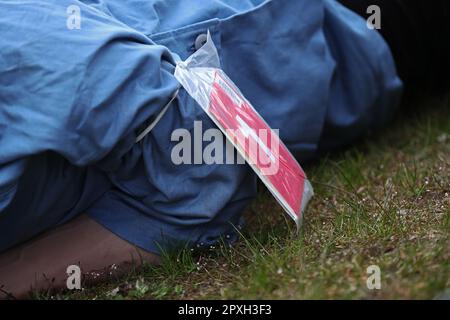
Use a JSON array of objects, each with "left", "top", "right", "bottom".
[{"left": 0, "top": 0, "right": 448, "bottom": 298}]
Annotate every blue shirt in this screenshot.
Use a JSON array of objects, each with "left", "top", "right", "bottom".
[{"left": 0, "top": 0, "right": 402, "bottom": 253}]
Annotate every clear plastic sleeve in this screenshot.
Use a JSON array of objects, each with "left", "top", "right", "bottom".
[{"left": 174, "top": 32, "right": 313, "bottom": 229}]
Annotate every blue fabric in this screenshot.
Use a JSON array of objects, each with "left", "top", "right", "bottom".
[{"left": 0, "top": 0, "right": 402, "bottom": 253}]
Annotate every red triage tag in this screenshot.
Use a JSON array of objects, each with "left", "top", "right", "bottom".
[
  {"left": 174, "top": 32, "right": 313, "bottom": 227},
  {"left": 208, "top": 71, "right": 311, "bottom": 225}
]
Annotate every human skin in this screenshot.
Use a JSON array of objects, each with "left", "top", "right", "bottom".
[{"left": 0, "top": 214, "right": 160, "bottom": 299}]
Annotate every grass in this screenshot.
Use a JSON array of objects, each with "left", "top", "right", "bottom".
[{"left": 43, "top": 93, "right": 449, "bottom": 300}]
